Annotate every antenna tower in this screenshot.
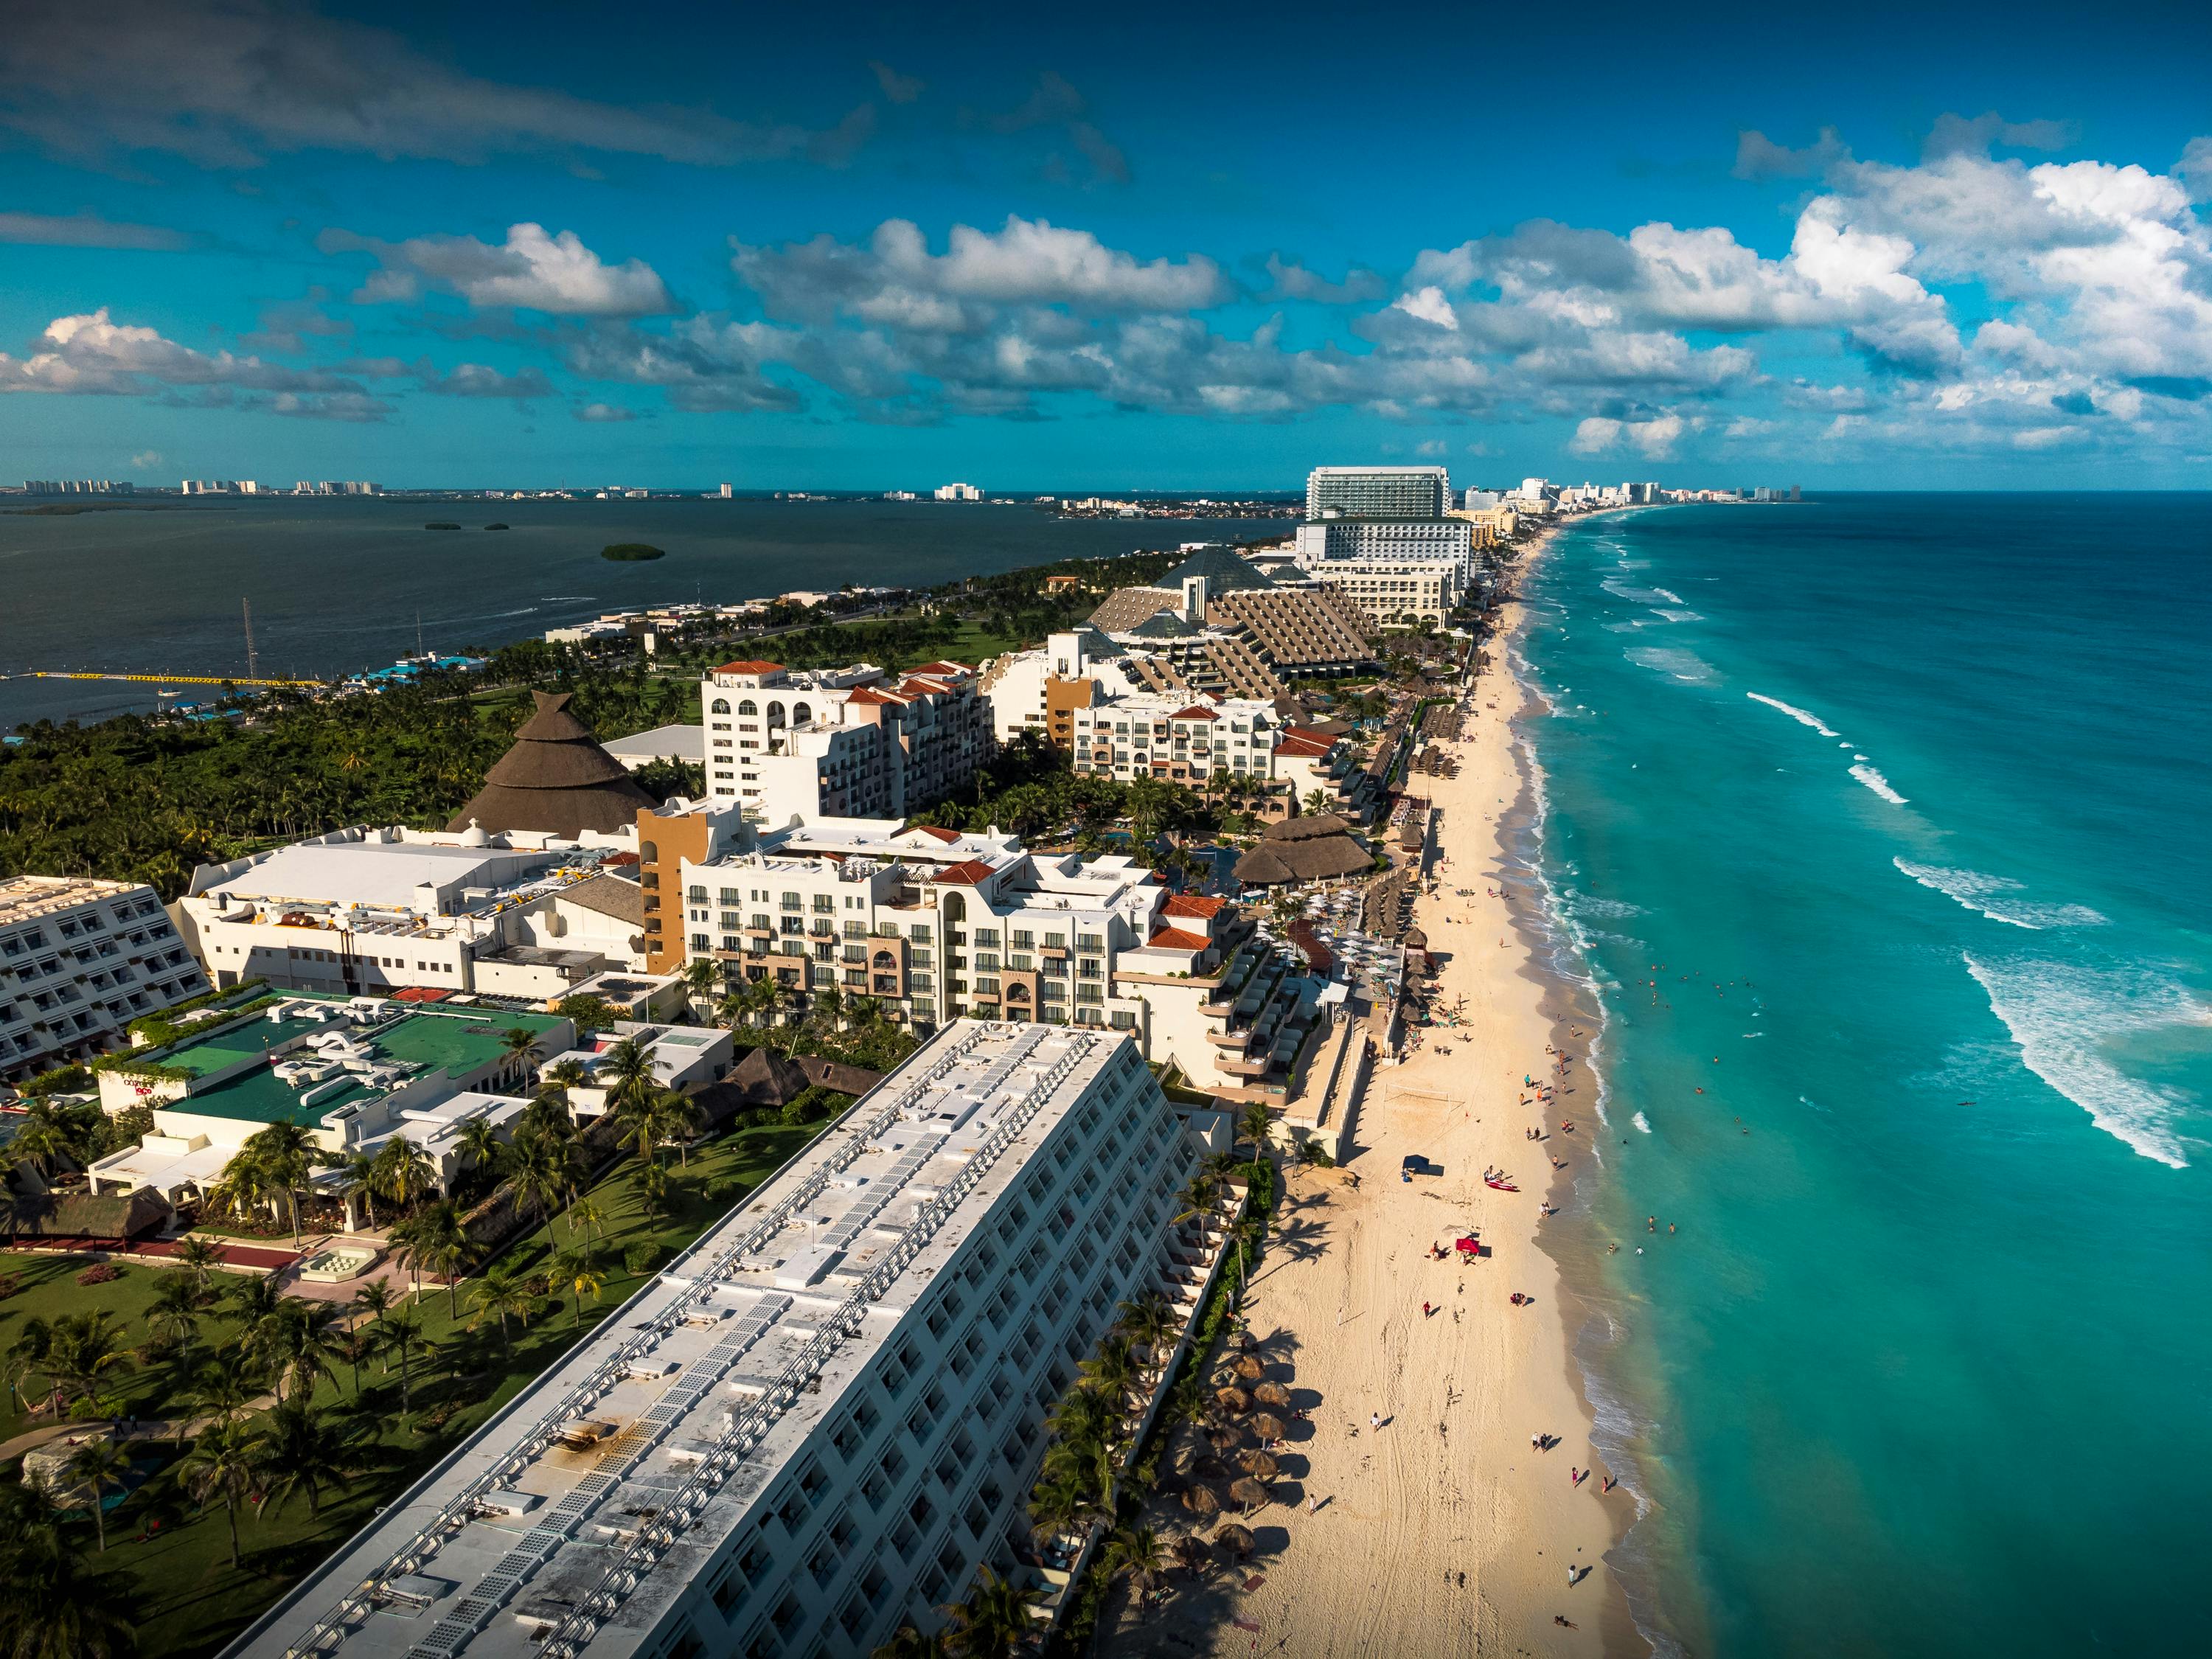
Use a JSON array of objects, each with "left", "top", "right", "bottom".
[{"left": 243, "top": 598, "right": 258, "bottom": 681}]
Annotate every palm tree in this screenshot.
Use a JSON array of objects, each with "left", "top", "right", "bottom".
[
  {"left": 611, "top": 1086, "right": 663, "bottom": 1172},
  {"left": 64, "top": 1436, "right": 133, "bottom": 1553},
  {"left": 1235, "top": 1102, "right": 1274, "bottom": 1168},
  {"left": 331, "top": 1150, "right": 382, "bottom": 1231},
  {"left": 679, "top": 956, "right": 721, "bottom": 1020},
  {"left": 509, "top": 1133, "right": 573, "bottom": 1232},
  {"left": 379, "top": 1306, "right": 426, "bottom": 1415},
  {"left": 179, "top": 1417, "right": 262, "bottom": 1568},
  {"left": 403, "top": 1202, "right": 470, "bottom": 1318},
  {"left": 173, "top": 1235, "right": 223, "bottom": 1300},
  {"left": 598, "top": 1037, "right": 658, "bottom": 1120},
  {"left": 146, "top": 1273, "right": 204, "bottom": 1352},
  {"left": 1102, "top": 1523, "right": 1168, "bottom": 1605},
  {"left": 555, "top": 1248, "right": 605, "bottom": 1331},
  {"left": 1115, "top": 1292, "right": 1178, "bottom": 1370},
  {"left": 181, "top": 1360, "right": 254, "bottom": 1444},
  {"left": 0, "top": 1489, "right": 139, "bottom": 1659},
  {"left": 650, "top": 1087, "right": 703, "bottom": 1169},
  {"left": 467, "top": 1262, "right": 538, "bottom": 1363},
  {"left": 256, "top": 1402, "right": 352, "bottom": 1520},
  {"left": 265, "top": 1296, "right": 346, "bottom": 1404},
  {"left": 938, "top": 1567, "right": 1045, "bottom": 1659},
  {"left": 373, "top": 1136, "right": 437, "bottom": 1217},
  {"left": 44, "top": 1312, "right": 135, "bottom": 1414},
  {"left": 498, "top": 1025, "right": 543, "bottom": 1085},
  {"left": 454, "top": 1116, "right": 505, "bottom": 1190},
  {"left": 8, "top": 1109, "right": 76, "bottom": 1186},
  {"left": 350, "top": 1278, "right": 394, "bottom": 1340},
  {"left": 237, "top": 1120, "right": 325, "bottom": 1247},
  {"left": 568, "top": 1197, "right": 606, "bottom": 1246},
  {"left": 1026, "top": 1467, "right": 1094, "bottom": 1546},
  {"left": 333, "top": 1326, "right": 377, "bottom": 1399}
]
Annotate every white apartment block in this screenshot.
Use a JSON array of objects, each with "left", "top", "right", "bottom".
[
  {"left": 1295, "top": 555, "right": 1464, "bottom": 623},
  {"left": 177, "top": 821, "right": 709, "bottom": 1002},
  {"left": 231, "top": 1022, "right": 1200, "bottom": 1659},
  {"left": 933, "top": 481, "right": 982, "bottom": 501},
  {"left": 701, "top": 661, "right": 992, "bottom": 825},
  {"left": 0, "top": 876, "right": 209, "bottom": 1083},
  {"left": 976, "top": 628, "right": 1156, "bottom": 746},
  {"left": 1293, "top": 516, "right": 1476, "bottom": 578},
  {"left": 1067, "top": 692, "right": 1283, "bottom": 788},
  {"left": 1304, "top": 464, "right": 1450, "bottom": 520}
]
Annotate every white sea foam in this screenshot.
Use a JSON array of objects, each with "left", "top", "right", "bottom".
[
  {"left": 1632, "top": 1111, "right": 1652, "bottom": 1133},
  {"left": 1850, "top": 763, "right": 1908, "bottom": 804},
  {"left": 1745, "top": 692, "right": 1842, "bottom": 739},
  {"left": 1625, "top": 645, "right": 1719, "bottom": 685},
  {"left": 1963, "top": 953, "right": 2207, "bottom": 1169},
  {"left": 1568, "top": 891, "right": 1645, "bottom": 921},
  {"left": 1652, "top": 587, "right": 1683, "bottom": 605},
  {"left": 1893, "top": 859, "right": 2108, "bottom": 930},
  {"left": 1655, "top": 608, "right": 1703, "bottom": 623}
]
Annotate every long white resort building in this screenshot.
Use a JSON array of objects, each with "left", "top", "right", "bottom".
[{"left": 234, "top": 1020, "right": 1203, "bottom": 1659}]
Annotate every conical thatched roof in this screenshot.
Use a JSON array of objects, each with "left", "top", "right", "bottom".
[
  {"left": 1264, "top": 811, "right": 1357, "bottom": 842},
  {"left": 1216, "top": 1522, "right": 1254, "bottom": 1555},
  {"left": 1253, "top": 1381, "right": 1291, "bottom": 1409},
  {"left": 448, "top": 692, "right": 656, "bottom": 838}
]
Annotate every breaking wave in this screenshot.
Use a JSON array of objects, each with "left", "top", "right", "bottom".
[
  {"left": 1625, "top": 645, "right": 1719, "bottom": 685},
  {"left": 1894, "top": 859, "right": 2110, "bottom": 931},
  {"left": 1849, "top": 764, "right": 1908, "bottom": 804},
  {"left": 1745, "top": 692, "right": 1842, "bottom": 739},
  {"left": 1964, "top": 953, "right": 2208, "bottom": 1169}
]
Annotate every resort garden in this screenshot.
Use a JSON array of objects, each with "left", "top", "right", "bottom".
[{"left": 0, "top": 1062, "right": 824, "bottom": 1659}]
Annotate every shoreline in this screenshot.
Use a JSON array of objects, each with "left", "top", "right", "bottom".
[
  {"left": 1098, "top": 512, "right": 1646, "bottom": 1657},
  {"left": 1496, "top": 514, "right": 1667, "bottom": 1659}
]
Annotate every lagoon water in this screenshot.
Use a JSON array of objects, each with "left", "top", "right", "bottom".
[
  {"left": 0, "top": 495, "right": 1281, "bottom": 728},
  {"left": 1523, "top": 496, "right": 2211, "bottom": 1656}
]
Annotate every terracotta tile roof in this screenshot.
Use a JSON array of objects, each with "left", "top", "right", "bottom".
[
  {"left": 1276, "top": 732, "right": 1335, "bottom": 758},
  {"left": 932, "top": 858, "right": 998, "bottom": 885},
  {"left": 1284, "top": 724, "right": 1342, "bottom": 745},
  {"left": 905, "top": 824, "right": 964, "bottom": 844},
  {"left": 908, "top": 660, "right": 975, "bottom": 677},
  {"left": 845, "top": 686, "right": 898, "bottom": 705},
  {"left": 714, "top": 659, "right": 785, "bottom": 675},
  {"left": 1146, "top": 925, "right": 1212, "bottom": 951},
  {"left": 1164, "top": 893, "right": 1227, "bottom": 919},
  {"left": 1171, "top": 704, "right": 1219, "bottom": 721}
]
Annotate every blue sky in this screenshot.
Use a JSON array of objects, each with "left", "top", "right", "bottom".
[{"left": 4, "top": 0, "right": 2211, "bottom": 490}]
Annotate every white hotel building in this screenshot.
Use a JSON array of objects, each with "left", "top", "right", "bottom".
[
  {"left": 0, "top": 874, "right": 209, "bottom": 1082},
  {"left": 231, "top": 1021, "right": 1203, "bottom": 1659},
  {"left": 700, "top": 662, "right": 992, "bottom": 827}
]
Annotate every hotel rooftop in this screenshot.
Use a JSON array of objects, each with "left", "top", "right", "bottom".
[{"left": 234, "top": 1020, "right": 1166, "bottom": 1659}]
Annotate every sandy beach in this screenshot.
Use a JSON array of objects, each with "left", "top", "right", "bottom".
[{"left": 1106, "top": 528, "right": 1639, "bottom": 1658}]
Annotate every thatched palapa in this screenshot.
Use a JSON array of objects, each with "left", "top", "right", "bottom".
[{"left": 448, "top": 691, "right": 656, "bottom": 839}]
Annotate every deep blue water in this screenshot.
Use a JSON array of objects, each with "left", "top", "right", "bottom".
[
  {"left": 0, "top": 496, "right": 1281, "bottom": 728},
  {"left": 1523, "top": 496, "right": 2212, "bottom": 1658}
]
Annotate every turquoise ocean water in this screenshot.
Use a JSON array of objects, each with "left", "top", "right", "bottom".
[{"left": 1519, "top": 496, "right": 2211, "bottom": 1658}]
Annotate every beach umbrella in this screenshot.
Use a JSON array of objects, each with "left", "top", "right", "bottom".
[
  {"left": 1217, "top": 1522, "right": 1256, "bottom": 1557},
  {"left": 1181, "top": 1484, "right": 1221, "bottom": 1518},
  {"left": 1250, "top": 1412, "right": 1286, "bottom": 1443},
  {"left": 1229, "top": 1477, "right": 1270, "bottom": 1513},
  {"left": 1174, "top": 1533, "right": 1212, "bottom": 1574},
  {"left": 1232, "top": 1354, "right": 1264, "bottom": 1382},
  {"left": 1215, "top": 1385, "right": 1251, "bottom": 1415},
  {"left": 1252, "top": 1381, "right": 1291, "bottom": 1409},
  {"left": 1237, "top": 1450, "right": 1279, "bottom": 1481},
  {"left": 1207, "top": 1424, "right": 1242, "bottom": 1455}
]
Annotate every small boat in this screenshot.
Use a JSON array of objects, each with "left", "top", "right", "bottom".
[{"left": 1486, "top": 1179, "right": 1518, "bottom": 1192}]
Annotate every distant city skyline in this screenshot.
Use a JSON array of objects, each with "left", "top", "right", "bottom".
[{"left": 2, "top": 0, "right": 2208, "bottom": 489}]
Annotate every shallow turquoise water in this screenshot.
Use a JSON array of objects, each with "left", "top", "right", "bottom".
[{"left": 1523, "top": 496, "right": 2211, "bottom": 1658}]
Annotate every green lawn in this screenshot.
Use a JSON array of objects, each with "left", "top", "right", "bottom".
[
  {"left": 6, "top": 1120, "right": 823, "bottom": 1659},
  {"left": 0, "top": 1257, "right": 254, "bottom": 1444}
]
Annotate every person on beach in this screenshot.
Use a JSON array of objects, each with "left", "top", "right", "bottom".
[{"left": 1371, "top": 1412, "right": 1382, "bottom": 1431}]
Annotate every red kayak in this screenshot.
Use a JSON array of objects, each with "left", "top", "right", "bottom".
[{"left": 1486, "top": 1179, "right": 1519, "bottom": 1192}]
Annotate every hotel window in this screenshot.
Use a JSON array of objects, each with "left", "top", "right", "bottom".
[
  {"left": 692, "top": 933, "right": 710, "bottom": 950},
  {"left": 780, "top": 892, "right": 802, "bottom": 911}
]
